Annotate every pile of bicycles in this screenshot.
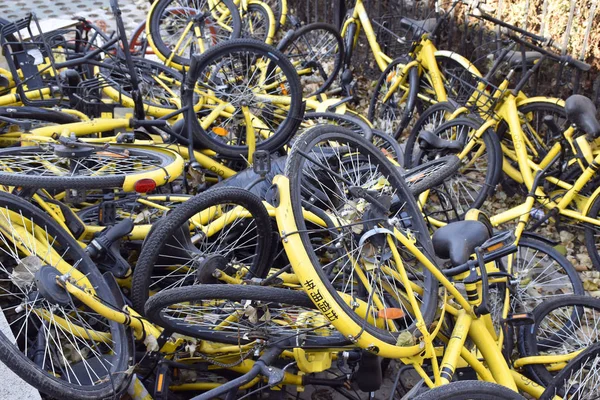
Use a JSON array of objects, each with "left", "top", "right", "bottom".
[{"left": 0, "top": 0, "right": 598, "bottom": 398}]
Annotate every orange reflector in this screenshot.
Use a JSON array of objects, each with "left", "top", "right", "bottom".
[
  {"left": 378, "top": 308, "right": 405, "bottom": 320},
  {"left": 212, "top": 127, "right": 229, "bottom": 136},
  {"left": 156, "top": 373, "right": 164, "bottom": 392},
  {"left": 280, "top": 83, "right": 288, "bottom": 95},
  {"left": 134, "top": 178, "right": 156, "bottom": 193},
  {"left": 486, "top": 242, "right": 504, "bottom": 252}
]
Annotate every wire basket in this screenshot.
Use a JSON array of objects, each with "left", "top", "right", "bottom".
[
  {"left": 444, "top": 67, "right": 506, "bottom": 117},
  {"left": 371, "top": 14, "right": 424, "bottom": 58},
  {"left": 1, "top": 14, "right": 77, "bottom": 107}
]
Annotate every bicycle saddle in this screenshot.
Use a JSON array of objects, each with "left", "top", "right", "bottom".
[
  {"left": 505, "top": 50, "right": 542, "bottom": 68},
  {"left": 432, "top": 220, "right": 490, "bottom": 266},
  {"left": 417, "top": 130, "right": 463, "bottom": 153},
  {"left": 400, "top": 17, "right": 437, "bottom": 34},
  {"left": 565, "top": 94, "right": 600, "bottom": 139}
]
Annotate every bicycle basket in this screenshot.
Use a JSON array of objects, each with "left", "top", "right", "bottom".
[
  {"left": 1, "top": 14, "right": 84, "bottom": 108},
  {"left": 444, "top": 67, "right": 505, "bottom": 116}
]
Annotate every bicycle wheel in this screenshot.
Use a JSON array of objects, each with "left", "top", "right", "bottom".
[
  {"left": 183, "top": 39, "right": 302, "bottom": 159},
  {"left": 146, "top": 0, "right": 242, "bottom": 68},
  {"left": 502, "top": 237, "right": 583, "bottom": 314},
  {"left": 240, "top": 1, "right": 275, "bottom": 43},
  {"left": 413, "top": 380, "right": 526, "bottom": 400},
  {"left": 518, "top": 295, "right": 600, "bottom": 386},
  {"left": 413, "top": 116, "right": 502, "bottom": 223},
  {"left": 145, "top": 284, "right": 348, "bottom": 346},
  {"left": 278, "top": 22, "right": 344, "bottom": 97},
  {"left": 98, "top": 56, "right": 183, "bottom": 117},
  {"left": 368, "top": 56, "right": 419, "bottom": 138},
  {"left": 0, "top": 144, "right": 184, "bottom": 191},
  {"left": 404, "top": 101, "right": 459, "bottom": 168},
  {"left": 284, "top": 125, "right": 439, "bottom": 345},
  {"left": 539, "top": 342, "right": 600, "bottom": 400},
  {"left": 131, "top": 187, "right": 274, "bottom": 312},
  {"left": 584, "top": 195, "right": 600, "bottom": 271},
  {"left": 0, "top": 191, "right": 131, "bottom": 399}
]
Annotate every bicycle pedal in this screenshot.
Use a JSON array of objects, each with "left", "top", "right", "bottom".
[
  {"left": 503, "top": 312, "right": 535, "bottom": 327},
  {"left": 153, "top": 363, "right": 172, "bottom": 400},
  {"left": 99, "top": 200, "right": 117, "bottom": 226}
]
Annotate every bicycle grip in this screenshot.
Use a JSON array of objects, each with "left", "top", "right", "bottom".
[
  {"left": 564, "top": 55, "right": 591, "bottom": 72},
  {"left": 102, "top": 219, "right": 134, "bottom": 244}
]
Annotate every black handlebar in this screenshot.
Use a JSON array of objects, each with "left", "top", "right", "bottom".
[
  {"left": 507, "top": 32, "right": 591, "bottom": 72},
  {"left": 471, "top": 10, "right": 590, "bottom": 72}
]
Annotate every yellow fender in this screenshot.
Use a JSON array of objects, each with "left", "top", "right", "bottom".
[
  {"left": 515, "top": 95, "right": 565, "bottom": 108},
  {"left": 581, "top": 186, "right": 600, "bottom": 217},
  {"left": 434, "top": 50, "right": 482, "bottom": 77}
]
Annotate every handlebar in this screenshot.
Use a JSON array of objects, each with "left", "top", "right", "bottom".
[
  {"left": 507, "top": 32, "right": 591, "bottom": 72},
  {"left": 467, "top": 6, "right": 591, "bottom": 72}
]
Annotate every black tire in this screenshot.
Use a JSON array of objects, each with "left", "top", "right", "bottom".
[
  {"left": 145, "top": 284, "right": 349, "bottom": 346},
  {"left": 147, "top": 0, "right": 242, "bottom": 67},
  {"left": 285, "top": 125, "right": 438, "bottom": 344},
  {"left": 0, "top": 191, "right": 131, "bottom": 399},
  {"left": 404, "top": 155, "right": 461, "bottom": 196},
  {"left": 412, "top": 116, "right": 502, "bottom": 222},
  {"left": 539, "top": 342, "right": 600, "bottom": 400},
  {"left": 404, "top": 101, "right": 458, "bottom": 168},
  {"left": 183, "top": 39, "right": 303, "bottom": 159},
  {"left": 296, "top": 112, "right": 373, "bottom": 143},
  {"left": 371, "top": 129, "right": 404, "bottom": 166},
  {"left": 279, "top": 22, "right": 344, "bottom": 97},
  {"left": 584, "top": 195, "right": 600, "bottom": 271},
  {"left": 413, "top": 380, "right": 526, "bottom": 400},
  {"left": 98, "top": 56, "right": 183, "bottom": 112},
  {"left": 0, "top": 145, "right": 181, "bottom": 190},
  {"left": 131, "top": 187, "right": 274, "bottom": 313},
  {"left": 518, "top": 295, "right": 600, "bottom": 387},
  {"left": 368, "top": 56, "right": 419, "bottom": 139},
  {"left": 240, "top": 2, "right": 273, "bottom": 42}
]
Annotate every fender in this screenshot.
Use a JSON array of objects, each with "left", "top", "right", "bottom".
[
  {"left": 515, "top": 96, "right": 565, "bottom": 108},
  {"left": 521, "top": 231, "right": 560, "bottom": 247},
  {"left": 582, "top": 185, "right": 600, "bottom": 217},
  {"left": 434, "top": 50, "right": 482, "bottom": 77}
]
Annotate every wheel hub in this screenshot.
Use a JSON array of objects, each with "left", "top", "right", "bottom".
[{"left": 34, "top": 265, "right": 71, "bottom": 306}]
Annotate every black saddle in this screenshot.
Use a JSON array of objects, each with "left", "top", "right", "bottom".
[
  {"left": 418, "top": 130, "right": 463, "bottom": 153},
  {"left": 400, "top": 17, "right": 437, "bottom": 35},
  {"left": 505, "top": 50, "right": 542, "bottom": 69},
  {"left": 432, "top": 220, "right": 490, "bottom": 266},
  {"left": 565, "top": 94, "right": 600, "bottom": 139}
]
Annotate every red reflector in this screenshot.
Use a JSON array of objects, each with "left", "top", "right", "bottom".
[{"left": 134, "top": 179, "right": 156, "bottom": 193}]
